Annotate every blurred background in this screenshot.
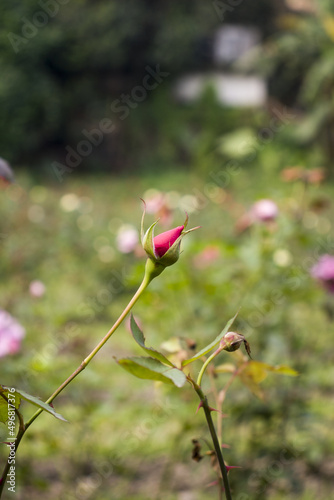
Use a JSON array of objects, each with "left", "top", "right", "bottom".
[{"left": 1, "top": 0, "right": 334, "bottom": 499}]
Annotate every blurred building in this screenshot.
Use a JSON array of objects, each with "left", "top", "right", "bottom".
[{"left": 174, "top": 24, "right": 267, "bottom": 108}]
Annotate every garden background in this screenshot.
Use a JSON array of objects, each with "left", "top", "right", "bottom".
[{"left": 1, "top": 0, "right": 334, "bottom": 499}]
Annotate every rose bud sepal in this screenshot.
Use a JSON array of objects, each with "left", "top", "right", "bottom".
[{"left": 141, "top": 207, "right": 199, "bottom": 268}]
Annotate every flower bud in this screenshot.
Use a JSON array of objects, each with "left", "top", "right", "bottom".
[
  {"left": 153, "top": 225, "right": 184, "bottom": 259},
  {"left": 141, "top": 201, "right": 199, "bottom": 268},
  {"left": 220, "top": 332, "right": 251, "bottom": 357}
]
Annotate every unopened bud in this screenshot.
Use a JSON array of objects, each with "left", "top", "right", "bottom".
[
  {"left": 220, "top": 332, "right": 251, "bottom": 358},
  {"left": 141, "top": 201, "right": 200, "bottom": 269}
]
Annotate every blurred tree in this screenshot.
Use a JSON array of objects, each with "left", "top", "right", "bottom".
[
  {"left": 0, "top": 0, "right": 274, "bottom": 173},
  {"left": 258, "top": 0, "right": 334, "bottom": 171}
]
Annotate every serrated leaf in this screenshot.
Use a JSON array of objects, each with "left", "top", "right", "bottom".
[
  {"left": 182, "top": 312, "right": 238, "bottom": 367},
  {"left": 15, "top": 389, "right": 68, "bottom": 422},
  {"left": 130, "top": 315, "right": 174, "bottom": 367},
  {"left": 0, "top": 386, "right": 21, "bottom": 424},
  {"left": 117, "top": 356, "right": 186, "bottom": 388}
]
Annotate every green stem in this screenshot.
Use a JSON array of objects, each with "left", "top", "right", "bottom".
[
  {"left": 1, "top": 259, "right": 160, "bottom": 494},
  {"left": 26, "top": 269, "right": 152, "bottom": 430},
  {"left": 197, "top": 348, "right": 222, "bottom": 388},
  {"left": 193, "top": 383, "right": 232, "bottom": 500}
]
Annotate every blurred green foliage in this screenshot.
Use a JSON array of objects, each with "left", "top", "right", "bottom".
[
  {"left": 0, "top": 0, "right": 221, "bottom": 166},
  {"left": 0, "top": 0, "right": 274, "bottom": 172},
  {"left": 1, "top": 165, "right": 334, "bottom": 499},
  {"left": 258, "top": 0, "right": 334, "bottom": 169},
  {"left": 1, "top": 2, "right": 334, "bottom": 498}
]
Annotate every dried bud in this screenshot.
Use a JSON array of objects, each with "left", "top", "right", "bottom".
[
  {"left": 191, "top": 439, "right": 203, "bottom": 462},
  {"left": 220, "top": 332, "right": 251, "bottom": 358}
]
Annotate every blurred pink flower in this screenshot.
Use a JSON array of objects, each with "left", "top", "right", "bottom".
[
  {"left": 116, "top": 225, "right": 139, "bottom": 254},
  {"left": 0, "top": 310, "right": 25, "bottom": 358},
  {"left": 29, "top": 280, "right": 46, "bottom": 298},
  {"left": 145, "top": 192, "right": 165, "bottom": 214},
  {"left": 251, "top": 199, "right": 279, "bottom": 222},
  {"left": 311, "top": 254, "right": 334, "bottom": 293},
  {"left": 144, "top": 191, "right": 173, "bottom": 226},
  {"left": 193, "top": 245, "right": 221, "bottom": 269}
]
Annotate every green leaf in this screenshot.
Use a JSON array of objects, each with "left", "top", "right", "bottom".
[
  {"left": 219, "top": 128, "right": 257, "bottom": 160},
  {"left": 240, "top": 361, "right": 269, "bottom": 384},
  {"left": 182, "top": 312, "right": 239, "bottom": 367},
  {"left": 268, "top": 365, "right": 299, "bottom": 377},
  {"left": 238, "top": 361, "right": 298, "bottom": 400},
  {"left": 14, "top": 389, "right": 68, "bottom": 423},
  {"left": 0, "top": 386, "right": 21, "bottom": 424},
  {"left": 117, "top": 356, "right": 186, "bottom": 388},
  {"left": 130, "top": 315, "right": 174, "bottom": 367}
]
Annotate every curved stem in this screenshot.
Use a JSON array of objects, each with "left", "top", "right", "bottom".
[
  {"left": 192, "top": 381, "right": 232, "bottom": 500},
  {"left": 197, "top": 348, "right": 222, "bottom": 388},
  {"left": 1, "top": 262, "right": 156, "bottom": 494},
  {"left": 25, "top": 271, "right": 151, "bottom": 430}
]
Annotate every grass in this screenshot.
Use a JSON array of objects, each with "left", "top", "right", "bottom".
[{"left": 1, "top": 166, "right": 334, "bottom": 499}]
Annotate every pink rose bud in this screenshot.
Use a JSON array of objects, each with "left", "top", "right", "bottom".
[
  {"left": 251, "top": 199, "right": 278, "bottom": 222},
  {"left": 153, "top": 225, "right": 184, "bottom": 258},
  {"left": 141, "top": 201, "right": 200, "bottom": 272}
]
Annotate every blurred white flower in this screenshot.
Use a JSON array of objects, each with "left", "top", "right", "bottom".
[
  {"left": 116, "top": 225, "right": 139, "bottom": 253},
  {"left": 29, "top": 280, "right": 46, "bottom": 298},
  {"left": 251, "top": 199, "right": 278, "bottom": 222},
  {"left": 0, "top": 310, "right": 25, "bottom": 358}
]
